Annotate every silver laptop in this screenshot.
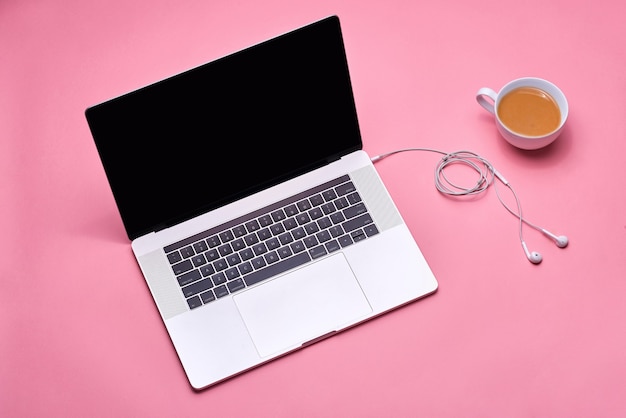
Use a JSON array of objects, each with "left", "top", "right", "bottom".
[{"left": 85, "top": 15, "right": 438, "bottom": 389}]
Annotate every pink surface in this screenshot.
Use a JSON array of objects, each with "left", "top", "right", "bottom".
[{"left": 2, "top": 0, "right": 626, "bottom": 416}]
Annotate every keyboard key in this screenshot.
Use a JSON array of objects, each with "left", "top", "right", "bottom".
[
  {"left": 253, "top": 243, "right": 267, "bottom": 256},
  {"left": 297, "top": 199, "right": 311, "bottom": 212},
  {"left": 271, "top": 209, "right": 286, "bottom": 222},
  {"left": 335, "top": 181, "right": 356, "bottom": 196},
  {"left": 292, "top": 227, "right": 306, "bottom": 240},
  {"left": 214, "top": 258, "right": 228, "bottom": 271},
  {"left": 304, "top": 222, "right": 319, "bottom": 235},
  {"left": 322, "top": 189, "right": 337, "bottom": 201},
  {"left": 200, "top": 264, "right": 215, "bottom": 277},
  {"left": 239, "top": 261, "right": 253, "bottom": 275},
  {"left": 308, "top": 207, "right": 323, "bottom": 220},
  {"left": 180, "top": 246, "right": 195, "bottom": 258},
  {"left": 278, "top": 246, "right": 293, "bottom": 259},
  {"left": 192, "top": 254, "right": 207, "bottom": 267},
  {"left": 232, "top": 238, "right": 245, "bottom": 251},
  {"left": 200, "top": 290, "right": 215, "bottom": 304},
  {"left": 244, "top": 252, "right": 311, "bottom": 287},
  {"left": 304, "top": 236, "right": 318, "bottom": 248},
  {"left": 278, "top": 232, "right": 293, "bottom": 245},
  {"left": 257, "top": 228, "right": 272, "bottom": 241},
  {"left": 321, "top": 202, "right": 336, "bottom": 214},
  {"left": 182, "top": 278, "right": 213, "bottom": 297},
  {"left": 329, "top": 225, "right": 344, "bottom": 237},
  {"left": 310, "top": 194, "right": 324, "bottom": 206},
  {"left": 218, "top": 243, "right": 233, "bottom": 257},
  {"left": 251, "top": 256, "right": 267, "bottom": 269},
  {"left": 187, "top": 296, "right": 202, "bottom": 309},
  {"left": 266, "top": 237, "right": 280, "bottom": 250},
  {"left": 343, "top": 203, "right": 367, "bottom": 219},
  {"left": 193, "top": 240, "right": 208, "bottom": 253},
  {"left": 225, "top": 267, "right": 240, "bottom": 280},
  {"left": 219, "top": 230, "right": 234, "bottom": 242},
  {"left": 338, "top": 235, "right": 353, "bottom": 247},
  {"left": 334, "top": 196, "right": 349, "bottom": 209},
  {"left": 330, "top": 212, "right": 345, "bottom": 224},
  {"left": 317, "top": 216, "right": 332, "bottom": 229},
  {"left": 310, "top": 245, "right": 327, "bottom": 259},
  {"left": 212, "top": 272, "right": 227, "bottom": 286},
  {"left": 290, "top": 240, "right": 305, "bottom": 253},
  {"left": 316, "top": 230, "right": 331, "bottom": 243},
  {"left": 214, "top": 285, "right": 229, "bottom": 298},
  {"left": 232, "top": 225, "right": 246, "bottom": 237},
  {"left": 325, "top": 240, "right": 341, "bottom": 253},
  {"left": 283, "top": 217, "right": 298, "bottom": 230},
  {"left": 167, "top": 251, "right": 182, "bottom": 264},
  {"left": 296, "top": 213, "right": 310, "bottom": 225},
  {"left": 177, "top": 269, "right": 202, "bottom": 286},
  {"left": 351, "top": 229, "right": 367, "bottom": 242},
  {"left": 244, "top": 233, "right": 259, "bottom": 246},
  {"left": 364, "top": 224, "right": 379, "bottom": 237},
  {"left": 270, "top": 223, "right": 285, "bottom": 235},
  {"left": 342, "top": 213, "right": 373, "bottom": 233},
  {"left": 227, "top": 279, "right": 245, "bottom": 293},
  {"left": 258, "top": 215, "right": 272, "bottom": 226},
  {"left": 206, "top": 236, "right": 221, "bottom": 248},
  {"left": 245, "top": 219, "right": 260, "bottom": 232},
  {"left": 264, "top": 251, "right": 279, "bottom": 264},
  {"left": 205, "top": 248, "right": 219, "bottom": 262},
  {"left": 240, "top": 248, "right": 254, "bottom": 261},
  {"left": 172, "top": 259, "right": 193, "bottom": 275},
  {"left": 347, "top": 192, "right": 362, "bottom": 204},
  {"left": 227, "top": 253, "right": 241, "bottom": 266},
  {"left": 284, "top": 204, "right": 298, "bottom": 217}
]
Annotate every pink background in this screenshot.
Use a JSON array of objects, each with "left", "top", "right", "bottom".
[{"left": 2, "top": 0, "right": 626, "bottom": 416}]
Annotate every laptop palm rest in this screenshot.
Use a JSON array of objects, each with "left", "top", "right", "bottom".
[{"left": 234, "top": 254, "right": 372, "bottom": 358}]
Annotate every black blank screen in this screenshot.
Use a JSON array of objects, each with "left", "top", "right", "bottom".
[{"left": 85, "top": 16, "right": 362, "bottom": 240}]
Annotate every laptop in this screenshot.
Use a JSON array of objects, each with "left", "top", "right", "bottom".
[{"left": 85, "top": 15, "right": 438, "bottom": 389}]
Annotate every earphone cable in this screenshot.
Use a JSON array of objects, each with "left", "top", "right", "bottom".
[{"left": 370, "top": 148, "right": 532, "bottom": 254}]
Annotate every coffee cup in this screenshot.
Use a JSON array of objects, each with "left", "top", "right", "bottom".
[{"left": 476, "top": 77, "right": 568, "bottom": 150}]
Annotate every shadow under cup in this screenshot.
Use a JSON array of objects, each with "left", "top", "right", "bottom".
[{"left": 477, "top": 77, "right": 569, "bottom": 150}]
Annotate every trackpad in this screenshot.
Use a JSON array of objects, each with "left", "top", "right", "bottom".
[{"left": 234, "top": 254, "right": 372, "bottom": 358}]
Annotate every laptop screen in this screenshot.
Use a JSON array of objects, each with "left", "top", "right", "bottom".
[{"left": 86, "top": 16, "right": 362, "bottom": 240}]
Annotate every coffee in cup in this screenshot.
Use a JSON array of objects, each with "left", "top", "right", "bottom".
[{"left": 476, "top": 77, "right": 568, "bottom": 150}]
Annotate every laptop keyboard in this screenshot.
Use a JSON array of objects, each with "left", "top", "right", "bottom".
[{"left": 164, "top": 175, "right": 379, "bottom": 310}]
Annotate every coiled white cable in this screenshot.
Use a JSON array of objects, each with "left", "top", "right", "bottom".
[{"left": 371, "top": 148, "right": 567, "bottom": 263}]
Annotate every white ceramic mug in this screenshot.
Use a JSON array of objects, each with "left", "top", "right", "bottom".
[{"left": 476, "top": 77, "right": 568, "bottom": 150}]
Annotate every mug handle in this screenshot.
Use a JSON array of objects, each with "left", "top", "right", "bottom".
[{"left": 476, "top": 87, "right": 498, "bottom": 114}]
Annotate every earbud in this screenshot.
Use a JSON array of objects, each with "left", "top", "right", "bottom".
[
  {"left": 540, "top": 229, "right": 569, "bottom": 248},
  {"left": 522, "top": 241, "right": 543, "bottom": 264}
]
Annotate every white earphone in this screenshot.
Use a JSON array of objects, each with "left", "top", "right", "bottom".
[
  {"left": 520, "top": 227, "right": 570, "bottom": 264},
  {"left": 522, "top": 241, "right": 543, "bottom": 264},
  {"left": 371, "top": 148, "right": 569, "bottom": 264},
  {"left": 540, "top": 228, "right": 569, "bottom": 248}
]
